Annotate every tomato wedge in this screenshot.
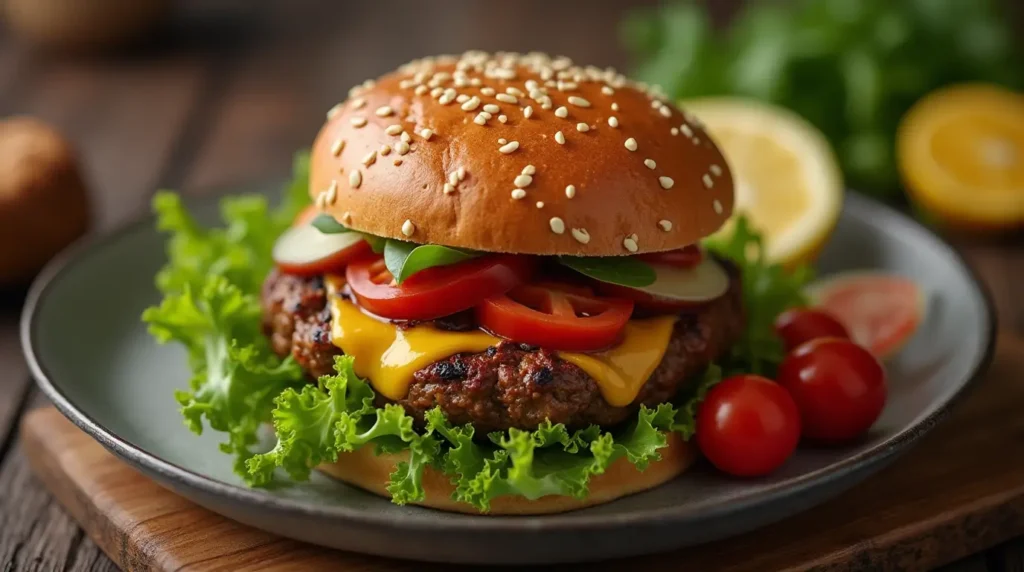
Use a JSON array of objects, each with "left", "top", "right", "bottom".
[
  {"left": 477, "top": 282, "right": 634, "bottom": 351},
  {"left": 346, "top": 255, "right": 533, "bottom": 320},
  {"left": 638, "top": 245, "right": 703, "bottom": 268}
]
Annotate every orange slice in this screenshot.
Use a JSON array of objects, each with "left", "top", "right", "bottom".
[{"left": 897, "top": 84, "right": 1024, "bottom": 230}]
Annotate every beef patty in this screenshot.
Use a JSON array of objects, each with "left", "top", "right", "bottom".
[{"left": 261, "top": 264, "right": 744, "bottom": 432}]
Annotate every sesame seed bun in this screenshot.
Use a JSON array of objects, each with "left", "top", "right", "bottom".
[
  {"left": 316, "top": 432, "right": 696, "bottom": 514},
  {"left": 309, "top": 51, "right": 734, "bottom": 256}
]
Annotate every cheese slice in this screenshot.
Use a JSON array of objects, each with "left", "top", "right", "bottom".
[{"left": 325, "top": 276, "right": 676, "bottom": 407}]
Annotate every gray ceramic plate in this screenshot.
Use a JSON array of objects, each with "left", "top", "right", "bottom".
[{"left": 22, "top": 188, "right": 994, "bottom": 565}]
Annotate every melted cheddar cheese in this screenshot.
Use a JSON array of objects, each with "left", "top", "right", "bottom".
[{"left": 325, "top": 276, "right": 676, "bottom": 407}]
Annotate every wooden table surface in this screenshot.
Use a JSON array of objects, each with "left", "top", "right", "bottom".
[{"left": 0, "top": 1, "right": 1021, "bottom": 570}]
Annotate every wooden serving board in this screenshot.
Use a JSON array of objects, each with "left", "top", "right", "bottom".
[{"left": 21, "top": 333, "right": 1024, "bottom": 572}]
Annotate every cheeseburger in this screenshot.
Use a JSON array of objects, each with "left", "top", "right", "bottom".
[{"left": 152, "top": 51, "right": 744, "bottom": 515}]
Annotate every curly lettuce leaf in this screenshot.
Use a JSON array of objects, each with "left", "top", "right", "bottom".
[
  {"left": 143, "top": 150, "right": 311, "bottom": 473},
  {"left": 706, "top": 216, "right": 813, "bottom": 375}
]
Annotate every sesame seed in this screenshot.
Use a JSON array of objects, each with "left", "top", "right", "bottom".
[
  {"left": 496, "top": 93, "right": 518, "bottom": 104},
  {"left": 420, "top": 128, "right": 434, "bottom": 140},
  {"left": 331, "top": 138, "right": 345, "bottom": 156},
  {"left": 315, "top": 191, "right": 326, "bottom": 209},
  {"left": 443, "top": 183, "right": 456, "bottom": 194},
  {"left": 351, "top": 98, "right": 366, "bottom": 109},
  {"left": 375, "top": 105, "right": 394, "bottom": 117},
  {"left": 439, "top": 89, "right": 457, "bottom": 105},
  {"left": 555, "top": 106, "right": 569, "bottom": 118},
  {"left": 499, "top": 138, "right": 507, "bottom": 145},
  {"left": 703, "top": 174, "right": 714, "bottom": 189},
  {"left": 394, "top": 159, "right": 403, "bottom": 166},
  {"left": 601, "top": 86, "right": 614, "bottom": 96},
  {"left": 506, "top": 87, "right": 524, "bottom": 97},
  {"left": 457, "top": 167, "right": 466, "bottom": 181},
  {"left": 395, "top": 141, "right": 410, "bottom": 155},
  {"left": 456, "top": 94, "right": 470, "bottom": 103},
  {"left": 565, "top": 184, "right": 576, "bottom": 198},
  {"left": 401, "top": 220, "right": 416, "bottom": 237},
  {"left": 511, "top": 189, "right": 526, "bottom": 200},
  {"left": 514, "top": 174, "right": 533, "bottom": 188},
  {"left": 568, "top": 96, "right": 591, "bottom": 108},
  {"left": 325, "top": 180, "right": 338, "bottom": 205},
  {"left": 571, "top": 228, "right": 591, "bottom": 244},
  {"left": 349, "top": 170, "right": 362, "bottom": 189},
  {"left": 710, "top": 164, "right": 723, "bottom": 176},
  {"left": 671, "top": 127, "right": 679, "bottom": 136},
  {"left": 380, "top": 144, "right": 392, "bottom": 156},
  {"left": 540, "top": 98, "right": 553, "bottom": 110},
  {"left": 525, "top": 79, "right": 539, "bottom": 91},
  {"left": 414, "top": 85, "right": 429, "bottom": 95},
  {"left": 483, "top": 103, "right": 500, "bottom": 114},
  {"left": 549, "top": 217, "right": 566, "bottom": 234},
  {"left": 644, "top": 159, "right": 656, "bottom": 169},
  {"left": 326, "top": 103, "right": 343, "bottom": 119},
  {"left": 522, "top": 165, "right": 536, "bottom": 175},
  {"left": 651, "top": 100, "right": 661, "bottom": 109},
  {"left": 713, "top": 200, "right": 724, "bottom": 214},
  {"left": 624, "top": 138, "right": 638, "bottom": 151},
  {"left": 681, "top": 124, "right": 694, "bottom": 137},
  {"left": 474, "top": 114, "right": 488, "bottom": 125},
  {"left": 658, "top": 219, "right": 673, "bottom": 231},
  {"left": 576, "top": 123, "right": 590, "bottom": 132},
  {"left": 351, "top": 116, "right": 368, "bottom": 128},
  {"left": 536, "top": 201, "right": 545, "bottom": 208},
  {"left": 555, "top": 131, "right": 565, "bottom": 145},
  {"left": 385, "top": 124, "right": 403, "bottom": 136},
  {"left": 608, "top": 116, "right": 619, "bottom": 128},
  {"left": 692, "top": 137, "right": 701, "bottom": 145},
  {"left": 623, "top": 237, "right": 639, "bottom": 252},
  {"left": 611, "top": 102, "right": 619, "bottom": 111},
  {"left": 498, "top": 141, "right": 519, "bottom": 154},
  {"left": 523, "top": 106, "right": 534, "bottom": 118},
  {"left": 401, "top": 131, "right": 411, "bottom": 143},
  {"left": 659, "top": 176, "right": 675, "bottom": 189},
  {"left": 341, "top": 211, "right": 352, "bottom": 224},
  {"left": 461, "top": 96, "right": 481, "bottom": 111},
  {"left": 498, "top": 114, "right": 508, "bottom": 123},
  {"left": 448, "top": 172, "right": 460, "bottom": 186},
  {"left": 481, "top": 87, "right": 496, "bottom": 96},
  {"left": 430, "top": 87, "right": 444, "bottom": 98},
  {"left": 659, "top": 106, "right": 672, "bottom": 118},
  {"left": 362, "top": 151, "right": 377, "bottom": 166}
]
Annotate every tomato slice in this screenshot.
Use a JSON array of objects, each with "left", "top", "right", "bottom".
[
  {"left": 346, "top": 255, "right": 533, "bottom": 320},
  {"left": 638, "top": 245, "right": 703, "bottom": 268},
  {"left": 477, "top": 282, "right": 634, "bottom": 351}
]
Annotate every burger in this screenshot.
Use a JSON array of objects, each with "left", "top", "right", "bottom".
[{"left": 146, "top": 51, "right": 753, "bottom": 515}]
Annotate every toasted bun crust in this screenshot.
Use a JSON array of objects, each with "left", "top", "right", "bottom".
[
  {"left": 309, "top": 52, "right": 734, "bottom": 256},
  {"left": 316, "top": 432, "right": 696, "bottom": 515}
]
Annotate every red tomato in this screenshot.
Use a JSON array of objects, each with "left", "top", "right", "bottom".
[
  {"left": 346, "top": 255, "right": 533, "bottom": 320},
  {"left": 777, "top": 337, "right": 887, "bottom": 443},
  {"left": 696, "top": 375, "right": 801, "bottom": 477},
  {"left": 774, "top": 308, "right": 851, "bottom": 350},
  {"left": 476, "top": 282, "right": 634, "bottom": 351},
  {"left": 638, "top": 245, "right": 703, "bottom": 268}
]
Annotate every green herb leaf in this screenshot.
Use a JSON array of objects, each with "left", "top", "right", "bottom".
[
  {"left": 559, "top": 256, "right": 657, "bottom": 287},
  {"left": 384, "top": 240, "right": 479, "bottom": 284},
  {"left": 310, "top": 213, "right": 351, "bottom": 234}
]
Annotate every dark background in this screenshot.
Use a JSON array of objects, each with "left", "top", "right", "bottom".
[{"left": 0, "top": 1, "right": 1021, "bottom": 570}]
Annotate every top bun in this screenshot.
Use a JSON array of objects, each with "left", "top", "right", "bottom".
[{"left": 309, "top": 52, "right": 734, "bottom": 256}]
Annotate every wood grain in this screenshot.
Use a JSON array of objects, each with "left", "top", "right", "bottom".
[{"left": 19, "top": 333, "right": 1024, "bottom": 572}]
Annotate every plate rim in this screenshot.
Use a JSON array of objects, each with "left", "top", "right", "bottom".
[{"left": 20, "top": 189, "right": 998, "bottom": 532}]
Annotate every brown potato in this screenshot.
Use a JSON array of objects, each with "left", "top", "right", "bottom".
[{"left": 0, "top": 117, "right": 90, "bottom": 285}]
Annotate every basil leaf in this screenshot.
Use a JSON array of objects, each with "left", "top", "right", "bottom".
[
  {"left": 384, "top": 240, "right": 479, "bottom": 284},
  {"left": 559, "top": 256, "right": 657, "bottom": 288},
  {"left": 311, "top": 214, "right": 350, "bottom": 234}
]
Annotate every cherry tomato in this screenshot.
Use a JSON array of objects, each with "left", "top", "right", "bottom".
[
  {"left": 774, "top": 308, "right": 851, "bottom": 351},
  {"left": 476, "top": 282, "right": 634, "bottom": 351},
  {"left": 777, "top": 337, "right": 887, "bottom": 443},
  {"left": 638, "top": 245, "right": 703, "bottom": 268},
  {"left": 696, "top": 375, "right": 801, "bottom": 477},
  {"left": 346, "top": 255, "right": 533, "bottom": 320}
]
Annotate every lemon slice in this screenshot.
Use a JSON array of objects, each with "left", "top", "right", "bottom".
[
  {"left": 684, "top": 98, "right": 844, "bottom": 267},
  {"left": 897, "top": 84, "right": 1024, "bottom": 231}
]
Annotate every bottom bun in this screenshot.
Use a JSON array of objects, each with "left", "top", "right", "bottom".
[{"left": 316, "top": 432, "right": 696, "bottom": 515}]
